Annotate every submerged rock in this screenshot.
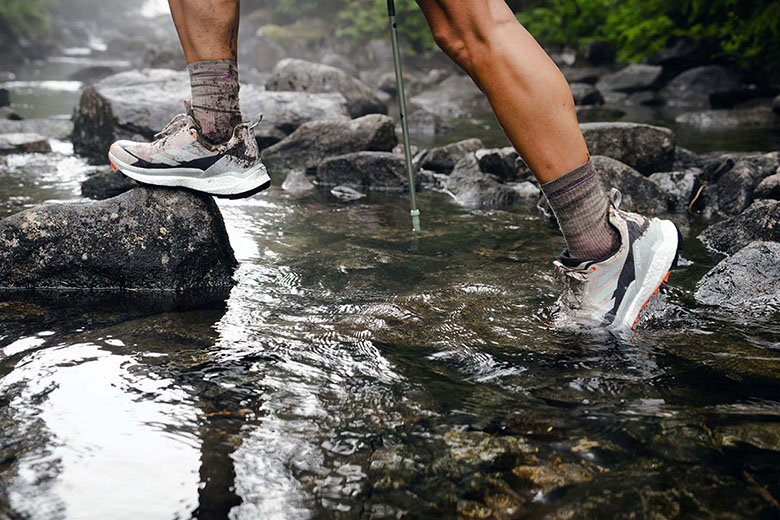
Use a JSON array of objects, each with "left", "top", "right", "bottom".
[
  {"left": 694, "top": 241, "right": 780, "bottom": 308},
  {"left": 0, "top": 133, "right": 51, "bottom": 154},
  {"left": 444, "top": 153, "right": 517, "bottom": 209},
  {"left": 81, "top": 169, "right": 138, "bottom": 200},
  {"left": 698, "top": 200, "right": 780, "bottom": 257},
  {"left": 596, "top": 64, "right": 663, "bottom": 93},
  {"left": 591, "top": 155, "right": 669, "bottom": 214},
  {"left": 0, "top": 187, "right": 236, "bottom": 290},
  {"left": 72, "top": 69, "right": 349, "bottom": 161},
  {"left": 420, "top": 138, "right": 484, "bottom": 173},
  {"left": 675, "top": 107, "right": 780, "bottom": 130},
  {"left": 661, "top": 65, "right": 743, "bottom": 108},
  {"left": 266, "top": 58, "right": 387, "bottom": 118},
  {"left": 316, "top": 151, "right": 410, "bottom": 190},
  {"left": 581, "top": 122, "right": 676, "bottom": 175},
  {"left": 261, "top": 114, "right": 397, "bottom": 176}
]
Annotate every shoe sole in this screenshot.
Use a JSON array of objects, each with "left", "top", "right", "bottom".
[
  {"left": 108, "top": 150, "right": 271, "bottom": 198},
  {"left": 609, "top": 219, "right": 681, "bottom": 331}
]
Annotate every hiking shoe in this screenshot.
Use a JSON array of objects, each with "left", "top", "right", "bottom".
[
  {"left": 107, "top": 109, "right": 270, "bottom": 199},
  {"left": 553, "top": 189, "right": 680, "bottom": 331}
]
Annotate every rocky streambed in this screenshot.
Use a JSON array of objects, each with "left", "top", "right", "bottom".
[{"left": 1, "top": 35, "right": 780, "bottom": 519}]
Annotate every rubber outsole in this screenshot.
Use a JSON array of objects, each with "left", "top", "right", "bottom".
[{"left": 108, "top": 152, "right": 271, "bottom": 199}]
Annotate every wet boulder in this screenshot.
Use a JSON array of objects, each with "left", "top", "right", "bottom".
[
  {"left": 71, "top": 69, "right": 350, "bottom": 162},
  {"left": 0, "top": 133, "right": 51, "bottom": 154},
  {"left": 0, "top": 187, "right": 237, "bottom": 290},
  {"left": 661, "top": 65, "right": 743, "bottom": 108},
  {"left": 675, "top": 107, "right": 780, "bottom": 130},
  {"left": 694, "top": 241, "right": 780, "bottom": 308},
  {"left": 570, "top": 83, "right": 604, "bottom": 105},
  {"left": 698, "top": 151, "right": 780, "bottom": 180},
  {"left": 261, "top": 114, "right": 397, "bottom": 177},
  {"left": 474, "top": 147, "right": 525, "bottom": 182},
  {"left": 754, "top": 169, "right": 780, "bottom": 200},
  {"left": 315, "top": 151, "right": 410, "bottom": 190},
  {"left": 596, "top": 64, "right": 663, "bottom": 93},
  {"left": 81, "top": 168, "right": 138, "bottom": 200},
  {"left": 698, "top": 200, "right": 780, "bottom": 257},
  {"left": 592, "top": 155, "right": 670, "bottom": 214},
  {"left": 265, "top": 58, "right": 387, "bottom": 118},
  {"left": 581, "top": 122, "right": 676, "bottom": 175},
  {"left": 444, "top": 153, "right": 517, "bottom": 209},
  {"left": 648, "top": 169, "right": 701, "bottom": 211},
  {"left": 420, "top": 138, "right": 484, "bottom": 173},
  {"left": 694, "top": 161, "right": 762, "bottom": 219},
  {"left": 410, "top": 75, "right": 490, "bottom": 118}
]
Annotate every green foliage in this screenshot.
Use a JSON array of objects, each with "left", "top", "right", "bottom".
[
  {"left": 0, "top": 0, "right": 56, "bottom": 39},
  {"left": 336, "top": 0, "right": 434, "bottom": 53},
  {"left": 517, "top": 0, "right": 780, "bottom": 72}
]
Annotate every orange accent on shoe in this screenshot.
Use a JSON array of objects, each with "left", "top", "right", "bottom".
[
  {"left": 110, "top": 160, "right": 118, "bottom": 171},
  {"left": 631, "top": 270, "right": 672, "bottom": 329}
]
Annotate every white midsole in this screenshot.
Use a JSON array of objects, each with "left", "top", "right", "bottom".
[
  {"left": 108, "top": 151, "right": 271, "bottom": 196},
  {"left": 609, "top": 219, "right": 679, "bottom": 331}
]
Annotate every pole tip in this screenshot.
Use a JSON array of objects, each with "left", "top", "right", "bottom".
[{"left": 411, "top": 209, "right": 421, "bottom": 232}]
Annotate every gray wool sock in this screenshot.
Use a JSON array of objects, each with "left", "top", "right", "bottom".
[
  {"left": 187, "top": 60, "right": 243, "bottom": 145},
  {"left": 541, "top": 160, "right": 621, "bottom": 261}
]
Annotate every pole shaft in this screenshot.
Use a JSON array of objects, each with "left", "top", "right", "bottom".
[{"left": 387, "top": 1, "right": 420, "bottom": 231}]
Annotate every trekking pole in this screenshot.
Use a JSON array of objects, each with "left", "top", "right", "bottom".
[{"left": 386, "top": 0, "right": 421, "bottom": 232}]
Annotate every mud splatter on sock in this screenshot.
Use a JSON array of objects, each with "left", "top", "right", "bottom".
[{"left": 187, "top": 60, "right": 242, "bottom": 145}]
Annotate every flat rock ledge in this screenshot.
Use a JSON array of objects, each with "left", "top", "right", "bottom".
[{"left": 0, "top": 187, "right": 237, "bottom": 291}]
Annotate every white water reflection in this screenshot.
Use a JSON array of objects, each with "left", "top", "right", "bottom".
[{"left": 3, "top": 343, "right": 201, "bottom": 519}]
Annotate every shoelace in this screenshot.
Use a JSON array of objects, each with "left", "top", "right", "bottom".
[
  {"left": 554, "top": 262, "right": 589, "bottom": 310},
  {"left": 153, "top": 113, "right": 188, "bottom": 140}
]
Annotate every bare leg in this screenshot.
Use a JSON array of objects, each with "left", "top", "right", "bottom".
[
  {"left": 168, "top": 0, "right": 239, "bottom": 63},
  {"left": 416, "top": 0, "right": 588, "bottom": 184}
]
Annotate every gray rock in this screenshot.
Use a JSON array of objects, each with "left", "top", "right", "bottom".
[
  {"left": 626, "top": 90, "right": 664, "bottom": 106},
  {"left": 406, "top": 109, "right": 452, "bottom": 136},
  {"left": 474, "top": 147, "right": 520, "bottom": 181},
  {"left": 695, "top": 161, "right": 760, "bottom": 219},
  {"left": 0, "top": 133, "right": 51, "bottom": 154},
  {"left": 410, "top": 75, "right": 489, "bottom": 118},
  {"left": 266, "top": 58, "right": 387, "bottom": 118},
  {"left": 0, "top": 106, "right": 22, "bottom": 120},
  {"left": 575, "top": 105, "right": 626, "bottom": 122},
  {"left": 647, "top": 39, "right": 710, "bottom": 76},
  {"left": 316, "top": 151, "right": 410, "bottom": 190},
  {"left": 675, "top": 107, "right": 780, "bottom": 130},
  {"left": 0, "top": 118, "right": 73, "bottom": 140},
  {"left": 661, "top": 65, "right": 743, "bottom": 108},
  {"left": 420, "top": 138, "right": 484, "bottom": 173},
  {"left": 319, "top": 51, "right": 358, "bottom": 77},
  {"left": 596, "top": 64, "right": 663, "bottom": 93},
  {"left": 0, "top": 88, "right": 9, "bottom": 107},
  {"left": 581, "top": 122, "right": 676, "bottom": 175},
  {"left": 698, "top": 200, "right": 780, "bottom": 257},
  {"left": 673, "top": 147, "right": 702, "bottom": 170},
  {"left": 72, "top": 69, "right": 350, "bottom": 161},
  {"left": 261, "top": 114, "right": 397, "bottom": 177},
  {"left": 561, "top": 67, "right": 601, "bottom": 84},
  {"left": 699, "top": 151, "right": 780, "bottom": 180},
  {"left": 141, "top": 47, "right": 186, "bottom": 70},
  {"left": 81, "top": 169, "right": 138, "bottom": 200},
  {"left": 330, "top": 185, "right": 366, "bottom": 201},
  {"left": 0, "top": 187, "right": 236, "bottom": 290},
  {"left": 694, "top": 241, "right": 780, "bottom": 308},
  {"left": 245, "top": 33, "right": 287, "bottom": 72},
  {"left": 592, "top": 155, "right": 669, "bottom": 214},
  {"left": 282, "top": 170, "right": 315, "bottom": 193},
  {"left": 648, "top": 169, "right": 701, "bottom": 211},
  {"left": 444, "top": 154, "right": 517, "bottom": 209},
  {"left": 570, "top": 83, "right": 604, "bottom": 105},
  {"left": 754, "top": 170, "right": 780, "bottom": 200},
  {"left": 511, "top": 181, "right": 541, "bottom": 199},
  {"left": 774, "top": 94, "right": 780, "bottom": 116}
]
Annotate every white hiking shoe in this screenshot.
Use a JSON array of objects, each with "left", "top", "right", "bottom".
[
  {"left": 553, "top": 189, "right": 680, "bottom": 331},
  {"left": 107, "top": 109, "right": 270, "bottom": 199}
]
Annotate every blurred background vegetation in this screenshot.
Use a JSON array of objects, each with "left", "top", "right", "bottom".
[{"left": 2, "top": 0, "right": 778, "bottom": 74}]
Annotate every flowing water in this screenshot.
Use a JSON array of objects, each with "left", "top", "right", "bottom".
[{"left": 1, "top": 49, "right": 780, "bottom": 520}]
